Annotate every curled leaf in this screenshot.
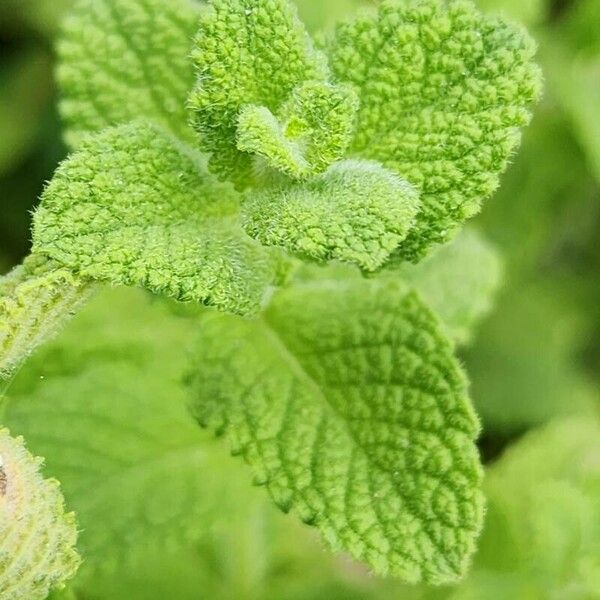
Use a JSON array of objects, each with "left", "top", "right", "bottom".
[{"left": 242, "top": 160, "right": 420, "bottom": 271}]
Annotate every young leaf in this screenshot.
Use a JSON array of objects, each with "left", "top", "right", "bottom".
[
  {"left": 242, "top": 160, "right": 420, "bottom": 271},
  {"left": 0, "top": 428, "right": 80, "bottom": 600},
  {"left": 57, "top": 0, "right": 201, "bottom": 147},
  {"left": 187, "top": 277, "right": 484, "bottom": 583},
  {"left": 188, "top": 0, "right": 330, "bottom": 187},
  {"left": 325, "top": 0, "right": 542, "bottom": 261},
  {"left": 392, "top": 228, "right": 503, "bottom": 345},
  {"left": 237, "top": 81, "right": 359, "bottom": 179},
  {"left": 32, "top": 120, "right": 281, "bottom": 316},
  {"left": 0, "top": 254, "right": 94, "bottom": 378}
]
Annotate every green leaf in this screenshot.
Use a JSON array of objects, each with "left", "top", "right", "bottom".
[
  {"left": 32, "top": 120, "right": 280, "bottom": 316},
  {"left": 237, "top": 81, "right": 359, "bottom": 179},
  {"left": 0, "top": 255, "right": 94, "bottom": 378},
  {"left": 0, "top": 428, "right": 80, "bottom": 600},
  {"left": 4, "top": 288, "right": 366, "bottom": 600},
  {"left": 393, "top": 228, "right": 503, "bottom": 345},
  {"left": 3, "top": 289, "right": 258, "bottom": 599},
  {"left": 187, "top": 277, "right": 484, "bottom": 583},
  {"left": 453, "top": 417, "right": 600, "bottom": 599},
  {"left": 242, "top": 160, "right": 420, "bottom": 271},
  {"left": 188, "top": 0, "right": 330, "bottom": 187},
  {"left": 325, "top": 0, "right": 542, "bottom": 261},
  {"left": 57, "top": 0, "right": 200, "bottom": 147}
]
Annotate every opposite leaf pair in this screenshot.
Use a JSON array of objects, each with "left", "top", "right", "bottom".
[
  {"left": 0, "top": 0, "right": 541, "bottom": 589},
  {"left": 32, "top": 0, "right": 540, "bottom": 320}
]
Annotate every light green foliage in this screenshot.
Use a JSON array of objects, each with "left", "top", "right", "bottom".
[
  {"left": 0, "top": 428, "right": 80, "bottom": 599},
  {"left": 545, "top": 46, "right": 600, "bottom": 183},
  {"left": 237, "top": 81, "right": 359, "bottom": 179},
  {"left": 453, "top": 417, "right": 600, "bottom": 599},
  {"left": 57, "top": 0, "right": 200, "bottom": 147},
  {"left": 394, "top": 228, "right": 503, "bottom": 345},
  {"left": 188, "top": 0, "right": 330, "bottom": 186},
  {"left": 4, "top": 289, "right": 255, "bottom": 598},
  {"left": 188, "top": 277, "right": 484, "bottom": 583},
  {"left": 476, "top": 0, "right": 545, "bottom": 26},
  {"left": 33, "top": 120, "right": 280, "bottom": 316},
  {"left": 325, "top": 0, "right": 542, "bottom": 260},
  {"left": 242, "top": 160, "right": 419, "bottom": 271},
  {"left": 0, "top": 255, "right": 94, "bottom": 378},
  {"left": 4, "top": 288, "right": 375, "bottom": 600}
]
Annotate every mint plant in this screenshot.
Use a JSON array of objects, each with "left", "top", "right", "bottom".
[{"left": 0, "top": 0, "right": 541, "bottom": 595}]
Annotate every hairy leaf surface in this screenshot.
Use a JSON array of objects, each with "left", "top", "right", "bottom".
[
  {"left": 242, "top": 160, "right": 420, "bottom": 271},
  {"left": 325, "top": 0, "right": 542, "bottom": 260},
  {"left": 188, "top": 277, "right": 484, "bottom": 583},
  {"left": 237, "top": 81, "right": 358, "bottom": 179},
  {"left": 5, "top": 289, "right": 406, "bottom": 599},
  {"left": 0, "top": 255, "right": 94, "bottom": 377},
  {"left": 58, "top": 0, "right": 200, "bottom": 147},
  {"left": 188, "top": 0, "right": 330, "bottom": 186},
  {"left": 32, "top": 121, "right": 280, "bottom": 316},
  {"left": 0, "top": 429, "right": 80, "bottom": 600}
]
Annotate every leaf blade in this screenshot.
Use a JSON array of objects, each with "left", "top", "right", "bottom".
[
  {"left": 32, "top": 120, "right": 280, "bottom": 316},
  {"left": 188, "top": 277, "right": 484, "bottom": 583},
  {"left": 242, "top": 160, "right": 420, "bottom": 271},
  {"left": 325, "top": 0, "right": 542, "bottom": 260},
  {"left": 0, "top": 255, "right": 94, "bottom": 378},
  {"left": 57, "top": 0, "right": 200, "bottom": 147}
]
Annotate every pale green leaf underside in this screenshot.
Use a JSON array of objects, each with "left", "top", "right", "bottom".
[
  {"left": 32, "top": 120, "right": 280, "bottom": 316},
  {"left": 188, "top": 277, "right": 484, "bottom": 583},
  {"left": 242, "top": 160, "right": 420, "bottom": 271},
  {"left": 326, "top": 0, "right": 542, "bottom": 260},
  {"left": 57, "top": 0, "right": 200, "bottom": 147},
  {"left": 188, "top": 0, "right": 329, "bottom": 187},
  {"left": 0, "top": 254, "right": 94, "bottom": 378},
  {"left": 0, "top": 429, "right": 80, "bottom": 600},
  {"left": 392, "top": 228, "right": 503, "bottom": 345},
  {"left": 237, "top": 81, "right": 359, "bottom": 179}
]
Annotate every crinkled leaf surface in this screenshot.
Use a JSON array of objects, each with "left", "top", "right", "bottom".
[
  {"left": 0, "top": 429, "right": 80, "bottom": 600},
  {"left": 237, "top": 81, "right": 359, "bottom": 179},
  {"left": 187, "top": 276, "right": 484, "bottom": 583},
  {"left": 188, "top": 0, "right": 330, "bottom": 186},
  {"left": 32, "top": 120, "right": 280, "bottom": 316},
  {"left": 0, "top": 254, "right": 95, "bottom": 377},
  {"left": 393, "top": 228, "right": 503, "bottom": 345},
  {"left": 325, "top": 0, "right": 542, "bottom": 260},
  {"left": 4, "top": 289, "right": 374, "bottom": 600},
  {"left": 57, "top": 0, "right": 201, "bottom": 147},
  {"left": 242, "top": 160, "right": 420, "bottom": 271}
]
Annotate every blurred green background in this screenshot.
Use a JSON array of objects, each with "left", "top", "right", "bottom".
[{"left": 1, "top": 0, "right": 599, "bottom": 598}]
